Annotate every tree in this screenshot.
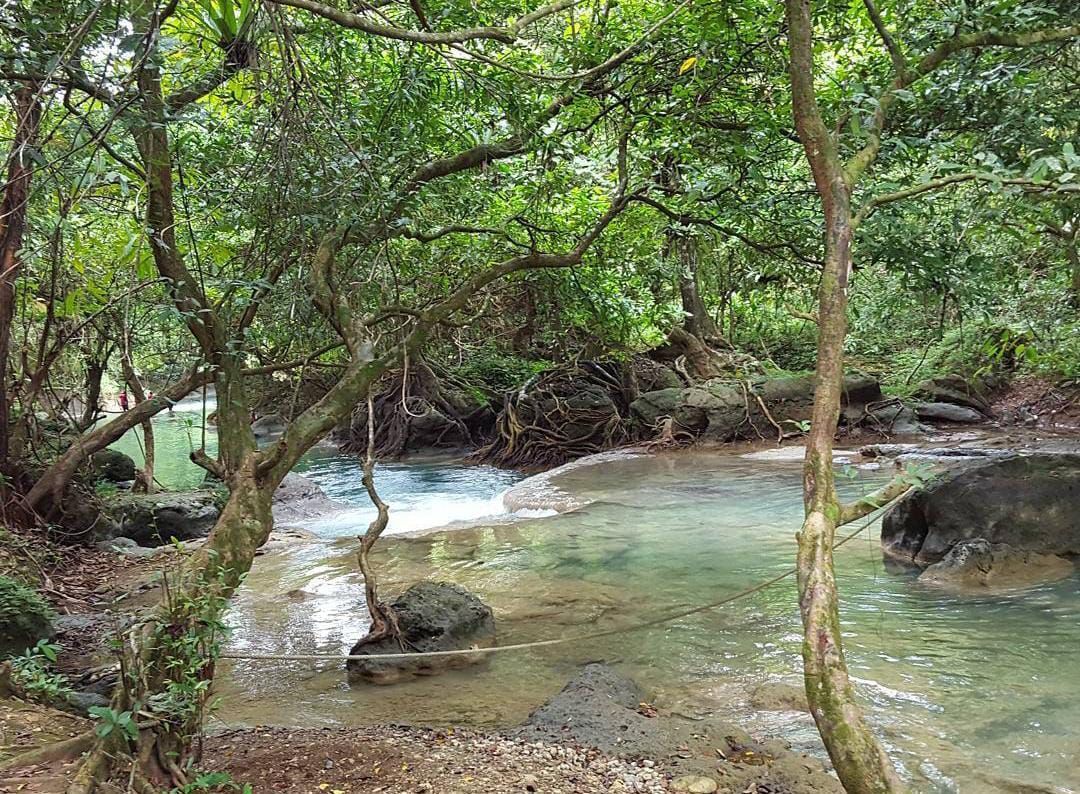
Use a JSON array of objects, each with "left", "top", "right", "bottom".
[{"left": 783, "top": 0, "right": 1079, "bottom": 790}]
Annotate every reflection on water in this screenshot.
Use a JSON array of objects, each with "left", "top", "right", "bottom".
[{"left": 110, "top": 409, "right": 1079, "bottom": 792}]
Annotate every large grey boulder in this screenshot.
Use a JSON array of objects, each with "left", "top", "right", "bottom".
[
  {"left": 272, "top": 473, "right": 346, "bottom": 522},
  {"left": 346, "top": 581, "right": 496, "bottom": 685},
  {"left": 630, "top": 373, "right": 880, "bottom": 441},
  {"left": 914, "top": 401, "right": 984, "bottom": 424},
  {"left": 882, "top": 454, "right": 1080, "bottom": 567},
  {"left": 918, "top": 538, "right": 1074, "bottom": 591},
  {"left": 91, "top": 448, "right": 137, "bottom": 482},
  {"left": 108, "top": 491, "right": 221, "bottom": 546},
  {"left": 916, "top": 375, "right": 992, "bottom": 413},
  {"left": 251, "top": 413, "right": 287, "bottom": 442}
]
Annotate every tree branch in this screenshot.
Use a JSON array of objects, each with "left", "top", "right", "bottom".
[
  {"left": 838, "top": 475, "right": 912, "bottom": 526},
  {"left": 853, "top": 172, "right": 1070, "bottom": 227},
  {"left": 846, "top": 24, "right": 1080, "bottom": 184}
]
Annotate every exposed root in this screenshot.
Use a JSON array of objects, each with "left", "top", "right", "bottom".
[
  {"left": 0, "top": 731, "right": 96, "bottom": 771},
  {"left": 473, "top": 361, "right": 631, "bottom": 469},
  {"left": 340, "top": 358, "right": 490, "bottom": 459}
]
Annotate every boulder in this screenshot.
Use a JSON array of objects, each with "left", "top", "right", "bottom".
[
  {"left": 0, "top": 576, "right": 55, "bottom": 658},
  {"left": 272, "top": 473, "right": 347, "bottom": 522},
  {"left": 251, "top": 413, "right": 287, "bottom": 442},
  {"left": 882, "top": 454, "right": 1080, "bottom": 567},
  {"left": 630, "top": 373, "right": 880, "bottom": 441},
  {"left": 918, "top": 538, "right": 1074, "bottom": 591},
  {"left": 91, "top": 448, "right": 137, "bottom": 482},
  {"left": 517, "top": 662, "right": 669, "bottom": 755},
  {"left": 916, "top": 375, "right": 991, "bottom": 412},
  {"left": 749, "top": 681, "right": 810, "bottom": 712},
  {"left": 632, "top": 357, "right": 683, "bottom": 392},
  {"left": 346, "top": 581, "right": 496, "bottom": 685},
  {"left": 108, "top": 491, "right": 221, "bottom": 546},
  {"left": 914, "top": 401, "right": 984, "bottom": 424},
  {"left": 863, "top": 402, "right": 926, "bottom": 434}
]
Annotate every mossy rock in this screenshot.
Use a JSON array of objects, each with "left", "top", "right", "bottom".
[{"left": 0, "top": 575, "right": 55, "bottom": 658}]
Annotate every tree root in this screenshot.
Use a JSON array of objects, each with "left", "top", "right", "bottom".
[
  {"left": 0, "top": 731, "right": 96, "bottom": 771},
  {"left": 473, "top": 361, "right": 631, "bottom": 469},
  {"left": 340, "top": 358, "right": 485, "bottom": 459}
]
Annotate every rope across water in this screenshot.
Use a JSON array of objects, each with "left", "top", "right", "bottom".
[{"left": 220, "top": 510, "right": 885, "bottom": 663}]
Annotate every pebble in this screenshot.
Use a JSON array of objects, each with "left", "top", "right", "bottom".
[{"left": 671, "top": 776, "right": 719, "bottom": 794}]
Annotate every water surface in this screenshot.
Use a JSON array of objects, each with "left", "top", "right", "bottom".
[
  {"left": 215, "top": 450, "right": 1080, "bottom": 793},
  {"left": 110, "top": 416, "right": 1080, "bottom": 792}
]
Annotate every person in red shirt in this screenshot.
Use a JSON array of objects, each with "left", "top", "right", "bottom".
[{"left": 118, "top": 390, "right": 129, "bottom": 411}]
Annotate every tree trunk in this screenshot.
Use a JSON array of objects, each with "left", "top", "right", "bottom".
[
  {"left": 784, "top": 0, "right": 904, "bottom": 791},
  {"left": 1066, "top": 229, "right": 1079, "bottom": 308},
  {"left": 677, "top": 235, "right": 719, "bottom": 341},
  {"left": 77, "top": 349, "right": 109, "bottom": 431},
  {"left": 0, "top": 85, "right": 42, "bottom": 470},
  {"left": 120, "top": 348, "right": 155, "bottom": 494}
]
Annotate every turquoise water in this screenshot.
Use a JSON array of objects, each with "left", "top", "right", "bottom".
[{"left": 113, "top": 417, "right": 1080, "bottom": 792}]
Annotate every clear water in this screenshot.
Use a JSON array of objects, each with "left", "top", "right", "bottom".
[
  {"left": 112, "top": 418, "right": 1080, "bottom": 792},
  {"left": 108, "top": 393, "right": 219, "bottom": 491}
]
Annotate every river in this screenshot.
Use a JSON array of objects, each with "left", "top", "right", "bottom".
[{"left": 111, "top": 412, "right": 1080, "bottom": 793}]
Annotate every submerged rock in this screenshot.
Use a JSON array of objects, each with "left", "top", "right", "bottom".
[
  {"left": 882, "top": 454, "right": 1080, "bottom": 568},
  {"left": 108, "top": 490, "right": 221, "bottom": 546},
  {"left": 346, "top": 581, "right": 495, "bottom": 685},
  {"left": 91, "top": 448, "right": 137, "bottom": 482},
  {"left": 749, "top": 681, "right": 810, "bottom": 712},
  {"left": 272, "top": 473, "right": 347, "bottom": 522},
  {"left": 919, "top": 538, "right": 1074, "bottom": 591}
]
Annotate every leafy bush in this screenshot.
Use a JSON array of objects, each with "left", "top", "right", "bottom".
[
  {"left": 0, "top": 575, "right": 55, "bottom": 649},
  {"left": 452, "top": 349, "right": 551, "bottom": 394},
  {"left": 10, "top": 640, "right": 72, "bottom": 700}
]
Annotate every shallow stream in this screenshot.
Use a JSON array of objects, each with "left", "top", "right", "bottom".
[{"left": 113, "top": 418, "right": 1080, "bottom": 793}]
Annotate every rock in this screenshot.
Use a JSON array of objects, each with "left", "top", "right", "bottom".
[
  {"left": 518, "top": 663, "right": 666, "bottom": 756},
  {"left": 272, "top": 473, "right": 347, "bottom": 522},
  {"left": 918, "top": 539, "right": 1074, "bottom": 591},
  {"left": 0, "top": 576, "right": 55, "bottom": 658},
  {"left": 633, "top": 357, "right": 683, "bottom": 392},
  {"left": 863, "top": 402, "right": 927, "bottom": 434},
  {"left": 91, "top": 448, "right": 137, "bottom": 482},
  {"left": 671, "top": 776, "right": 718, "bottom": 794},
  {"left": 749, "top": 681, "right": 809, "bottom": 712},
  {"left": 882, "top": 454, "right": 1080, "bottom": 567},
  {"left": 631, "top": 374, "right": 880, "bottom": 441},
  {"left": 65, "top": 690, "right": 110, "bottom": 713},
  {"left": 108, "top": 491, "right": 221, "bottom": 546},
  {"left": 521, "top": 773, "right": 539, "bottom": 791},
  {"left": 346, "top": 581, "right": 495, "bottom": 685},
  {"left": 916, "top": 375, "right": 991, "bottom": 412},
  {"left": 251, "top": 413, "right": 287, "bottom": 441},
  {"left": 95, "top": 536, "right": 138, "bottom": 552},
  {"left": 913, "top": 401, "right": 984, "bottom": 424}
]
